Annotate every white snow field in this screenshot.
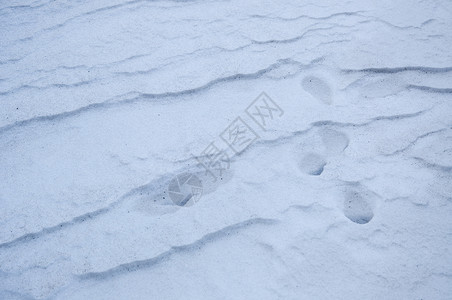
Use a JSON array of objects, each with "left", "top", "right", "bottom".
[{"left": 1, "top": 0, "right": 452, "bottom": 299}]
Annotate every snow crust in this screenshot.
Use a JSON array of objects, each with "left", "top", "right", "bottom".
[{"left": 0, "top": 0, "right": 451, "bottom": 299}]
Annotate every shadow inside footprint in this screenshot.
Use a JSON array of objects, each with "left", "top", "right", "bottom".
[
  {"left": 302, "top": 75, "right": 332, "bottom": 105},
  {"left": 343, "top": 190, "right": 374, "bottom": 224},
  {"left": 299, "top": 153, "right": 326, "bottom": 176}
]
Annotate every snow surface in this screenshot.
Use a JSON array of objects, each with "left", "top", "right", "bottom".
[{"left": 1, "top": 0, "right": 452, "bottom": 299}]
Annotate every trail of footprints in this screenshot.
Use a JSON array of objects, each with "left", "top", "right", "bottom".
[
  {"left": 299, "top": 74, "right": 376, "bottom": 224},
  {"left": 296, "top": 126, "right": 375, "bottom": 224},
  {"left": 136, "top": 74, "right": 376, "bottom": 224}
]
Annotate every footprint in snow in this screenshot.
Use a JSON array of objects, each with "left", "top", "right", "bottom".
[
  {"left": 134, "top": 167, "right": 235, "bottom": 213},
  {"left": 343, "top": 187, "right": 377, "bottom": 224},
  {"left": 298, "top": 153, "right": 326, "bottom": 176},
  {"left": 319, "top": 128, "right": 349, "bottom": 155},
  {"left": 301, "top": 75, "right": 333, "bottom": 105},
  {"left": 298, "top": 129, "right": 349, "bottom": 176}
]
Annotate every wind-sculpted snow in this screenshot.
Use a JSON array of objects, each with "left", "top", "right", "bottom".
[
  {"left": 77, "top": 218, "right": 278, "bottom": 280},
  {"left": 0, "top": 0, "right": 451, "bottom": 299}
]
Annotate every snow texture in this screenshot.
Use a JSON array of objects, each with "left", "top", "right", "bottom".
[{"left": 0, "top": 0, "right": 451, "bottom": 299}]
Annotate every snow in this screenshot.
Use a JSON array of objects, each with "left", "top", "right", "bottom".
[{"left": 0, "top": 0, "right": 451, "bottom": 299}]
